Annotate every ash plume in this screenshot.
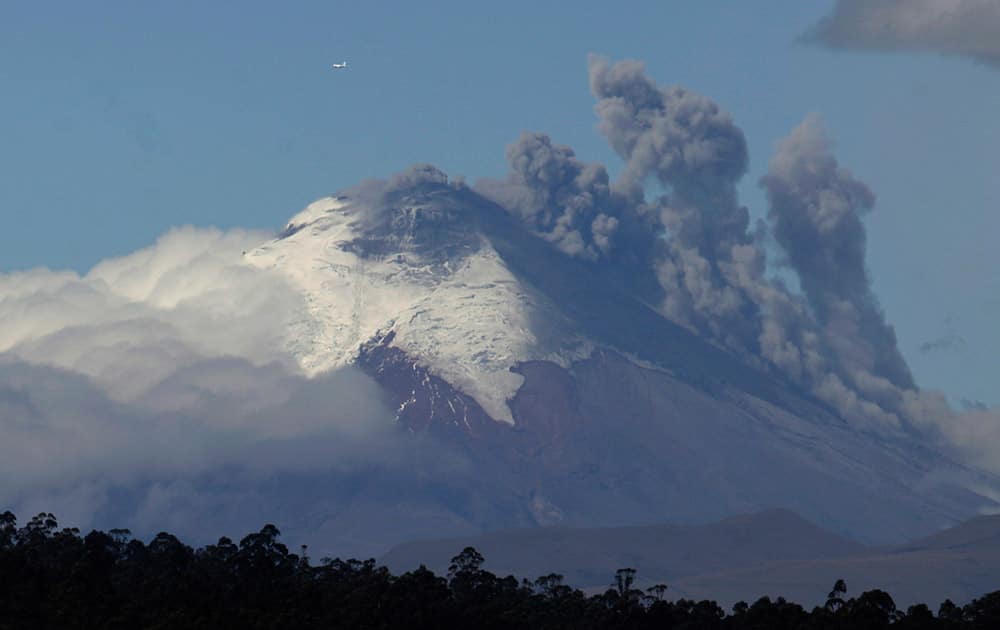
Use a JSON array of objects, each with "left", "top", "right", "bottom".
[
  {"left": 587, "top": 54, "right": 749, "bottom": 215},
  {"left": 762, "top": 115, "right": 915, "bottom": 417},
  {"left": 482, "top": 56, "right": 934, "bottom": 430},
  {"left": 387, "top": 163, "right": 450, "bottom": 192},
  {"left": 477, "top": 132, "right": 634, "bottom": 261},
  {"left": 587, "top": 54, "right": 762, "bottom": 351}
]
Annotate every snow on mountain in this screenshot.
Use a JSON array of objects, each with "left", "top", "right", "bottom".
[{"left": 245, "top": 189, "right": 592, "bottom": 424}]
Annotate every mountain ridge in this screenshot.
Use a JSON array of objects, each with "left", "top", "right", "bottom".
[
  {"left": 381, "top": 508, "right": 1000, "bottom": 607},
  {"left": 380, "top": 507, "right": 868, "bottom": 584}
]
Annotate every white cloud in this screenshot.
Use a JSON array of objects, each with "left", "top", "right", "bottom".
[
  {"left": 0, "top": 227, "right": 399, "bottom": 538},
  {"left": 0, "top": 227, "right": 303, "bottom": 397}
]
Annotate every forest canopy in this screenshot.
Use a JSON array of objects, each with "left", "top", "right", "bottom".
[{"left": 1, "top": 511, "right": 998, "bottom": 629}]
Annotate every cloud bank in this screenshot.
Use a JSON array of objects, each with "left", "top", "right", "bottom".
[
  {"left": 807, "top": 0, "right": 1000, "bottom": 68},
  {"left": 0, "top": 228, "right": 301, "bottom": 398},
  {"left": 0, "top": 228, "right": 401, "bottom": 539}
]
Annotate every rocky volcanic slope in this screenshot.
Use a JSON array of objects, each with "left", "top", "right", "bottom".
[{"left": 246, "top": 180, "right": 995, "bottom": 549}]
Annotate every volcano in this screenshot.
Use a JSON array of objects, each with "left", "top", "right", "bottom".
[{"left": 241, "top": 171, "right": 995, "bottom": 554}]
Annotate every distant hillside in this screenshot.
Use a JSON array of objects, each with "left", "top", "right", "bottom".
[
  {"left": 671, "top": 514, "right": 1000, "bottom": 608},
  {"left": 381, "top": 510, "right": 1000, "bottom": 607},
  {"left": 381, "top": 509, "right": 865, "bottom": 589}
]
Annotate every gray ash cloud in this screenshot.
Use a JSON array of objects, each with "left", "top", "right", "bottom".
[
  {"left": 761, "top": 115, "right": 915, "bottom": 420},
  {"left": 478, "top": 55, "right": 934, "bottom": 429},
  {"left": 476, "top": 132, "right": 644, "bottom": 261}
]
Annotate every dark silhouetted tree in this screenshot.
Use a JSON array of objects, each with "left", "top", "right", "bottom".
[{"left": 826, "top": 578, "right": 848, "bottom": 612}]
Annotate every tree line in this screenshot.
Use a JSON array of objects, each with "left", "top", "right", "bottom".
[{"left": 1, "top": 511, "right": 998, "bottom": 629}]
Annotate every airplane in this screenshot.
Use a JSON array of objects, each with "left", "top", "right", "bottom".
[{"left": 331, "top": 61, "right": 348, "bottom": 69}]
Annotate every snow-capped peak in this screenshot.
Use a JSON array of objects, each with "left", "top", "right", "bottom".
[{"left": 245, "top": 185, "right": 592, "bottom": 423}]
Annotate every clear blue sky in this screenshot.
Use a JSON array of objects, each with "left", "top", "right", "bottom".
[{"left": 1, "top": 1, "right": 996, "bottom": 406}]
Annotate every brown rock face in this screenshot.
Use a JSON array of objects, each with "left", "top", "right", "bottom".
[
  {"left": 356, "top": 330, "right": 499, "bottom": 439},
  {"left": 508, "top": 361, "right": 581, "bottom": 446}
]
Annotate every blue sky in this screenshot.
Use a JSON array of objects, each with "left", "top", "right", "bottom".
[{"left": 1, "top": 1, "right": 996, "bottom": 406}]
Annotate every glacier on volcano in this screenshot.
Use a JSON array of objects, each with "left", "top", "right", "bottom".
[{"left": 246, "top": 179, "right": 594, "bottom": 425}]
